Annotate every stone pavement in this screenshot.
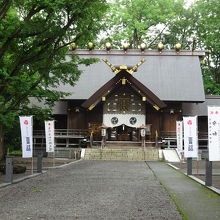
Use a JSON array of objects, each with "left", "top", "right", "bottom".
[
  {"left": 148, "top": 162, "right": 220, "bottom": 220},
  {"left": 1, "top": 161, "right": 220, "bottom": 220},
  {"left": 0, "top": 160, "right": 181, "bottom": 220}
]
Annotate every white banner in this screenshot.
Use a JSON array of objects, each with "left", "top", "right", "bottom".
[
  {"left": 176, "top": 121, "right": 183, "bottom": 153},
  {"left": 183, "top": 116, "right": 198, "bottom": 158},
  {"left": 208, "top": 106, "right": 220, "bottom": 161},
  {"left": 45, "top": 121, "right": 55, "bottom": 153},
  {"left": 19, "top": 116, "right": 33, "bottom": 158}
]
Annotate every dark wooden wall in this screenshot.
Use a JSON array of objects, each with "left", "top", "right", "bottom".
[
  {"left": 67, "top": 100, "right": 103, "bottom": 129},
  {"left": 54, "top": 114, "right": 67, "bottom": 129},
  {"left": 67, "top": 100, "right": 183, "bottom": 139},
  {"left": 198, "top": 116, "right": 208, "bottom": 132},
  {"left": 146, "top": 102, "right": 182, "bottom": 139}
]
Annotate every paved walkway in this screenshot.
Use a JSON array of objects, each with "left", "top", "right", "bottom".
[
  {"left": 0, "top": 161, "right": 181, "bottom": 220},
  {"left": 1, "top": 161, "right": 220, "bottom": 220},
  {"left": 148, "top": 162, "right": 220, "bottom": 220}
]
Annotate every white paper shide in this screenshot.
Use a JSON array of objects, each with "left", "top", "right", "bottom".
[
  {"left": 19, "top": 116, "right": 33, "bottom": 158},
  {"left": 208, "top": 106, "right": 220, "bottom": 161},
  {"left": 45, "top": 121, "right": 55, "bottom": 153},
  {"left": 183, "top": 116, "right": 198, "bottom": 158},
  {"left": 176, "top": 121, "right": 183, "bottom": 153}
]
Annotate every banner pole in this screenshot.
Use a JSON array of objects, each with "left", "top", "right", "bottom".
[{"left": 196, "top": 159, "right": 199, "bottom": 176}]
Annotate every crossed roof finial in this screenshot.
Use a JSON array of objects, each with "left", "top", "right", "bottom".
[{"left": 102, "top": 58, "right": 145, "bottom": 74}]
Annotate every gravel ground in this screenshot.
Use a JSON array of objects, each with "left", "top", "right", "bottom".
[
  {"left": 0, "top": 157, "right": 75, "bottom": 184},
  {"left": 0, "top": 160, "right": 182, "bottom": 220}
]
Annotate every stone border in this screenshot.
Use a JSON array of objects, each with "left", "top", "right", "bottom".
[
  {"left": 167, "top": 163, "right": 220, "bottom": 195},
  {"left": 0, "top": 172, "right": 45, "bottom": 189},
  {"left": 0, "top": 159, "right": 82, "bottom": 189},
  {"left": 46, "top": 159, "right": 82, "bottom": 169}
]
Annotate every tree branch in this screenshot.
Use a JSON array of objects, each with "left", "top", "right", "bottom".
[
  {"left": 0, "top": 0, "right": 12, "bottom": 21},
  {"left": 0, "top": 6, "right": 46, "bottom": 59},
  {"left": 148, "top": 24, "right": 168, "bottom": 47}
]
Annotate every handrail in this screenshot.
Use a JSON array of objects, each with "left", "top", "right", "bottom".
[
  {"left": 34, "top": 129, "right": 88, "bottom": 137},
  {"left": 161, "top": 131, "right": 208, "bottom": 139}
]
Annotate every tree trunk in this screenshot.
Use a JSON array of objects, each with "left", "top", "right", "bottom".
[{"left": 0, "top": 124, "right": 5, "bottom": 160}]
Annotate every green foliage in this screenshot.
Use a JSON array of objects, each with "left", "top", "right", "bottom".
[
  {"left": 163, "top": 0, "right": 220, "bottom": 94},
  {"left": 194, "top": 0, "right": 220, "bottom": 94},
  {"left": 33, "top": 188, "right": 42, "bottom": 192},
  {"left": 0, "top": 0, "right": 107, "bottom": 131},
  {"left": 8, "top": 149, "right": 22, "bottom": 156},
  {"left": 100, "top": 0, "right": 184, "bottom": 48},
  {"left": 100, "top": 0, "right": 219, "bottom": 94},
  {"left": 0, "top": 0, "right": 107, "bottom": 153}
]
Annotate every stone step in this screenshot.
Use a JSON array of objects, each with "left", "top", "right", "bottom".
[{"left": 83, "top": 148, "right": 159, "bottom": 161}]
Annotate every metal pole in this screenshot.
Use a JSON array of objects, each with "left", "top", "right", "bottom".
[
  {"left": 101, "top": 137, "right": 104, "bottom": 149},
  {"left": 187, "top": 157, "right": 192, "bottom": 175},
  {"left": 141, "top": 137, "right": 144, "bottom": 148},
  {"left": 31, "top": 157, "right": 34, "bottom": 175},
  {"left": 205, "top": 158, "right": 212, "bottom": 186},
  {"left": 90, "top": 133, "right": 93, "bottom": 148},
  {"left": 5, "top": 156, "right": 13, "bottom": 183},
  {"left": 37, "top": 154, "right": 43, "bottom": 173},
  {"left": 53, "top": 151, "right": 55, "bottom": 167},
  {"left": 155, "top": 136, "right": 158, "bottom": 148}
]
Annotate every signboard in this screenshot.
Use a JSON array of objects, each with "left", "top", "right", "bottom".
[
  {"left": 19, "top": 116, "right": 33, "bottom": 158},
  {"left": 176, "top": 121, "right": 183, "bottom": 153},
  {"left": 45, "top": 121, "right": 55, "bottom": 153},
  {"left": 183, "top": 116, "right": 198, "bottom": 158},
  {"left": 208, "top": 106, "right": 220, "bottom": 161}
]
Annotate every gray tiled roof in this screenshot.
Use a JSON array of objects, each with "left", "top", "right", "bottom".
[
  {"left": 57, "top": 49, "right": 206, "bottom": 102},
  {"left": 197, "top": 95, "right": 220, "bottom": 116}
]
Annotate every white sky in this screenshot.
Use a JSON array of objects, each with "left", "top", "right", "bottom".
[{"left": 184, "top": 0, "right": 196, "bottom": 8}]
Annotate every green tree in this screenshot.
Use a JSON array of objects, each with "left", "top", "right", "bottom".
[
  {"left": 100, "top": 0, "right": 184, "bottom": 48},
  {"left": 0, "top": 0, "right": 107, "bottom": 158},
  {"left": 194, "top": 0, "right": 220, "bottom": 94},
  {"left": 162, "top": 6, "right": 197, "bottom": 49},
  {"left": 164, "top": 0, "right": 220, "bottom": 94}
]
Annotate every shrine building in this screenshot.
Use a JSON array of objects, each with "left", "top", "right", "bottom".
[{"left": 42, "top": 48, "right": 208, "bottom": 149}]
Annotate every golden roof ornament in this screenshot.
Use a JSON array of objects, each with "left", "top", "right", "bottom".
[
  {"left": 102, "top": 58, "right": 145, "bottom": 74},
  {"left": 105, "top": 42, "right": 111, "bottom": 51},
  {"left": 157, "top": 42, "right": 164, "bottom": 52},
  {"left": 87, "top": 42, "right": 94, "bottom": 50}
]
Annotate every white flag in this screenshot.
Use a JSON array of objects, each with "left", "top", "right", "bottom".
[
  {"left": 19, "top": 116, "right": 33, "bottom": 158},
  {"left": 183, "top": 116, "right": 198, "bottom": 158},
  {"left": 208, "top": 106, "right": 220, "bottom": 161},
  {"left": 176, "top": 121, "right": 183, "bottom": 153},
  {"left": 45, "top": 121, "right": 55, "bottom": 153}
]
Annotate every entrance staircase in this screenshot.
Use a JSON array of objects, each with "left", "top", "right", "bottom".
[
  {"left": 105, "top": 141, "right": 142, "bottom": 148},
  {"left": 83, "top": 148, "right": 159, "bottom": 161}
]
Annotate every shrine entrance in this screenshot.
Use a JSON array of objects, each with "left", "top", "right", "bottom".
[
  {"left": 107, "top": 125, "right": 139, "bottom": 141},
  {"left": 81, "top": 59, "right": 167, "bottom": 144}
]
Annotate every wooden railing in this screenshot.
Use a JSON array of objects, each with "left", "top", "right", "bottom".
[
  {"left": 198, "top": 131, "right": 208, "bottom": 140},
  {"left": 161, "top": 131, "right": 176, "bottom": 138},
  {"left": 161, "top": 131, "right": 208, "bottom": 141},
  {"left": 34, "top": 129, "right": 88, "bottom": 138}
]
